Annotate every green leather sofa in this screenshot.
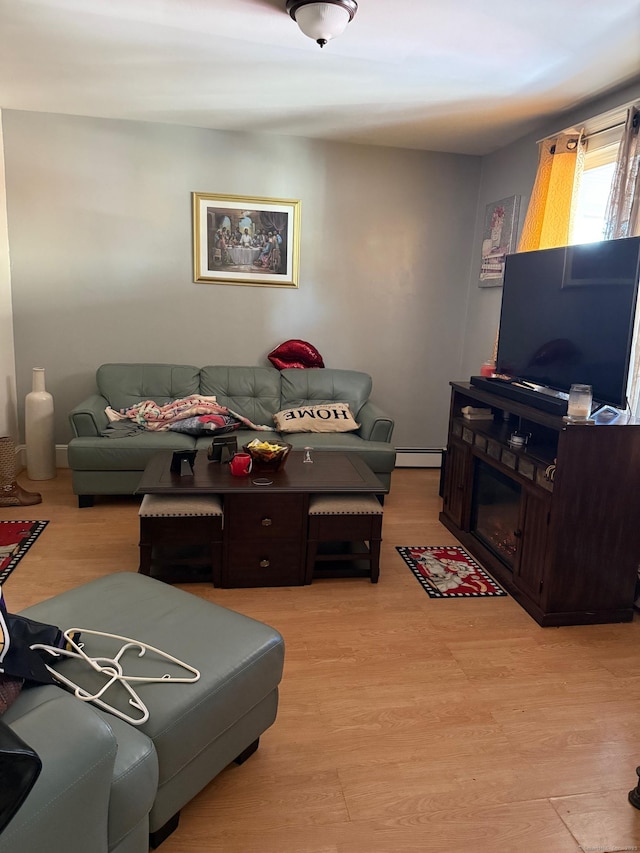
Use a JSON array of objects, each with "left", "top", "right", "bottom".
[{"left": 68, "top": 364, "right": 396, "bottom": 507}]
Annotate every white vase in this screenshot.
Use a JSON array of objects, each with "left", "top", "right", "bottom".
[{"left": 25, "top": 367, "right": 56, "bottom": 480}]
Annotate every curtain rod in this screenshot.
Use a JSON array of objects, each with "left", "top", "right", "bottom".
[
  {"left": 582, "top": 120, "right": 627, "bottom": 142},
  {"left": 536, "top": 119, "right": 625, "bottom": 145}
]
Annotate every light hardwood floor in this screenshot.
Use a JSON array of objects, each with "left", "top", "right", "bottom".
[{"left": 4, "top": 467, "right": 640, "bottom": 853}]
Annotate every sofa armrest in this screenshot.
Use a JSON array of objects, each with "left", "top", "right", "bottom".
[
  {"left": 69, "top": 395, "right": 110, "bottom": 437},
  {"left": 0, "top": 690, "right": 117, "bottom": 853},
  {"left": 356, "top": 401, "right": 395, "bottom": 443}
]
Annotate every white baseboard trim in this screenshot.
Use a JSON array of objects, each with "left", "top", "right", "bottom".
[
  {"left": 395, "top": 449, "right": 443, "bottom": 468},
  {"left": 16, "top": 444, "right": 69, "bottom": 470},
  {"left": 56, "top": 445, "right": 69, "bottom": 468}
]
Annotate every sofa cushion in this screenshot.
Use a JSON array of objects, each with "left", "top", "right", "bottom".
[
  {"left": 279, "top": 368, "right": 372, "bottom": 416},
  {"left": 199, "top": 366, "right": 281, "bottom": 426},
  {"left": 284, "top": 433, "right": 397, "bottom": 474},
  {"left": 97, "top": 364, "right": 201, "bottom": 412},
  {"left": 273, "top": 403, "right": 359, "bottom": 433},
  {"left": 67, "top": 433, "right": 196, "bottom": 472}
]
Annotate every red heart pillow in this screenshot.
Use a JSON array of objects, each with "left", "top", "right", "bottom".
[{"left": 268, "top": 340, "right": 325, "bottom": 370}]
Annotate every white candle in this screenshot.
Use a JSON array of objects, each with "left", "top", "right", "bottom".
[
  {"left": 567, "top": 384, "right": 592, "bottom": 419},
  {"left": 568, "top": 404, "right": 590, "bottom": 418}
]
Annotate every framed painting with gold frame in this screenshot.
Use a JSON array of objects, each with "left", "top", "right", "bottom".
[{"left": 192, "top": 192, "right": 301, "bottom": 287}]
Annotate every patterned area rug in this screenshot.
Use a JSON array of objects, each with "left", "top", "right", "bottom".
[
  {"left": 396, "top": 545, "right": 507, "bottom": 599},
  {"left": 0, "top": 521, "right": 49, "bottom": 585}
]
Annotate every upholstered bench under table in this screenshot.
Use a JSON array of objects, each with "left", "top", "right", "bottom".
[
  {"left": 138, "top": 493, "right": 223, "bottom": 585},
  {"left": 305, "top": 493, "right": 383, "bottom": 583}
]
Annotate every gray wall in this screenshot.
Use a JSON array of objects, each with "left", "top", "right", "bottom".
[
  {"left": 2, "top": 110, "right": 480, "bottom": 450},
  {"left": 4, "top": 76, "right": 639, "bottom": 454}
]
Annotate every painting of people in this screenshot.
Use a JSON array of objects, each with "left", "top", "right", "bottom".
[{"left": 193, "top": 193, "right": 300, "bottom": 287}]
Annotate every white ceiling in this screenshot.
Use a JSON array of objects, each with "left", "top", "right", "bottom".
[{"left": 0, "top": 0, "right": 639, "bottom": 156}]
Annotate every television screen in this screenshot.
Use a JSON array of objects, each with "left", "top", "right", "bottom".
[{"left": 496, "top": 236, "right": 640, "bottom": 410}]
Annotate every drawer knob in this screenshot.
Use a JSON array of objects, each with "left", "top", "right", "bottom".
[
  {"left": 261, "top": 517, "right": 273, "bottom": 527},
  {"left": 259, "top": 559, "right": 270, "bottom": 568}
]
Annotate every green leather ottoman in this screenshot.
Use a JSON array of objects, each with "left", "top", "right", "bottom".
[{"left": 21, "top": 572, "right": 285, "bottom": 847}]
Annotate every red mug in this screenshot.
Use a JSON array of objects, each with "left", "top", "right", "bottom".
[{"left": 229, "top": 452, "right": 252, "bottom": 477}]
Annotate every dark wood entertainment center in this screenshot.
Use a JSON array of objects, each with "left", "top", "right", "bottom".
[{"left": 440, "top": 381, "right": 640, "bottom": 626}]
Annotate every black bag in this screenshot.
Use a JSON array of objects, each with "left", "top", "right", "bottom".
[
  {"left": 0, "top": 592, "right": 74, "bottom": 832},
  {"left": 1, "top": 589, "right": 81, "bottom": 688},
  {"left": 1, "top": 613, "right": 72, "bottom": 685},
  {"left": 0, "top": 720, "right": 42, "bottom": 834}
]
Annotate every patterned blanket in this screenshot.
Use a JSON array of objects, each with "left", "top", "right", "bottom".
[{"left": 105, "top": 395, "right": 271, "bottom": 432}]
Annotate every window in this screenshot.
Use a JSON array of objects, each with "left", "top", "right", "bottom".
[
  {"left": 570, "top": 116, "right": 625, "bottom": 245},
  {"left": 571, "top": 160, "right": 616, "bottom": 244}
]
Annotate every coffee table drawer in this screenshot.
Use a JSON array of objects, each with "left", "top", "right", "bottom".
[
  {"left": 224, "top": 540, "right": 304, "bottom": 587},
  {"left": 225, "top": 494, "right": 305, "bottom": 540}
]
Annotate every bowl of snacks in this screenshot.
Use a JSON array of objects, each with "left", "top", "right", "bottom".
[{"left": 243, "top": 439, "right": 292, "bottom": 472}]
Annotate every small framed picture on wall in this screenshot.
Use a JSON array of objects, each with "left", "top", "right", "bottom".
[{"left": 479, "top": 195, "right": 520, "bottom": 287}]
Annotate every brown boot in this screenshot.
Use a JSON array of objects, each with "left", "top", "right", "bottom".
[
  {"left": 0, "top": 436, "right": 42, "bottom": 506},
  {"left": 0, "top": 482, "right": 42, "bottom": 506}
]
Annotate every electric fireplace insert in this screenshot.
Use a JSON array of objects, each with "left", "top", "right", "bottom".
[{"left": 470, "top": 458, "right": 521, "bottom": 570}]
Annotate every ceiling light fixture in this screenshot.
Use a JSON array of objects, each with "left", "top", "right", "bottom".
[{"left": 286, "top": 0, "right": 358, "bottom": 48}]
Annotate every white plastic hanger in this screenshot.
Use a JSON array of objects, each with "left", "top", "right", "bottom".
[{"left": 31, "top": 628, "right": 200, "bottom": 725}]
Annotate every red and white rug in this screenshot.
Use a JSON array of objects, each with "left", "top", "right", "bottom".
[
  {"left": 396, "top": 545, "right": 506, "bottom": 599},
  {"left": 0, "top": 521, "right": 49, "bottom": 585}
]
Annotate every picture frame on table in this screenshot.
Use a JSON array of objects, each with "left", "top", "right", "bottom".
[
  {"left": 192, "top": 192, "right": 301, "bottom": 287},
  {"left": 479, "top": 195, "right": 521, "bottom": 287}
]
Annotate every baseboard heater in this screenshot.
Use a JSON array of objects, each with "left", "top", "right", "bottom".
[{"left": 395, "top": 448, "right": 443, "bottom": 468}]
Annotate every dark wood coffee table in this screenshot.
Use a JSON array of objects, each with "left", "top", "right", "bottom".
[{"left": 136, "top": 450, "right": 386, "bottom": 587}]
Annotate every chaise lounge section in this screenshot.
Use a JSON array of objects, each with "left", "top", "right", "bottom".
[{"left": 0, "top": 572, "right": 285, "bottom": 852}]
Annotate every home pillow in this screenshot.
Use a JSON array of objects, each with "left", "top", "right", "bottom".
[
  {"left": 273, "top": 403, "right": 359, "bottom": 433},
  {"left": 268, "top": 340, "right": 325, "bottom": 370}
]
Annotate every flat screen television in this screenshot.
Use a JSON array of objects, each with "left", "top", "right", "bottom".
[{"left": 495, "top": 236, "right": 640, "bottom": 410}]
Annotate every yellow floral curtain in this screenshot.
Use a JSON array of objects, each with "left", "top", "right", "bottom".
[
  {"left": 517, "top": 132, "right": 585, "bottom": 252},
  {"left": 489, "top": 132, "right": 585, "bottom": 366}
]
